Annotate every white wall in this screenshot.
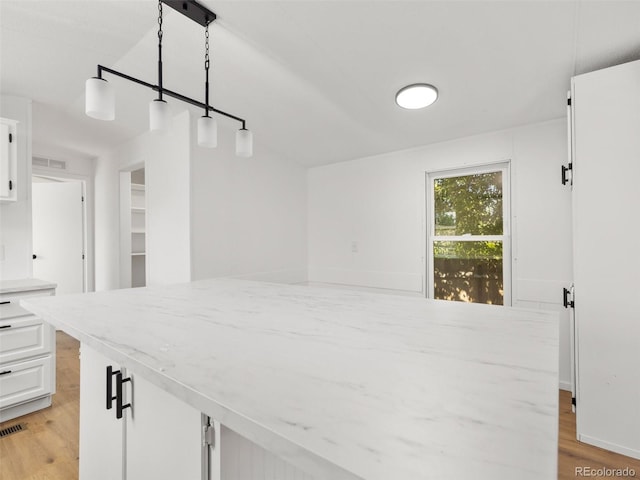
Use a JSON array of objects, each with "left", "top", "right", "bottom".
[
  {"left": 94, "top": 110, "right": 307, "bottom": 290},
  {"left": 94, "top": 148, "right": 121, "bottom": 291},
  {"left": 94, "top": 110, "right": 192, "bottom": 289},
  {"left": 145, "top": 111, "right": 191, "bottom": 286},
  {"left": 190, "top": 118, "right": 307, "bottom": 284},
  {"left": 0, "top": 95, "right": 33, "bottom": 280},
  {"left": 308, "top": 119, "right": 573, "bottom": 388}
]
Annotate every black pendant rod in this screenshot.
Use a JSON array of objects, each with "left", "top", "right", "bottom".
[
  {"left": 158, "top": 45, "right": 163, "bottom": 101},
  {"left": 96, "top": 65, "right": 246, "bottom": 128},
  {"left": 204, "top": 67, "right": 210, "bottom": 116},
  {"left": 204, "top": 24, "right": 210, "bottom": 117},
  {"left": 157, "top": 4, "right": 163, "bottom": 101}
]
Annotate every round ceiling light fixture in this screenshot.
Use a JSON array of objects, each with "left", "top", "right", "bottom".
[{"left": 395, "top": 83, "right": 438, "bottom": 109}]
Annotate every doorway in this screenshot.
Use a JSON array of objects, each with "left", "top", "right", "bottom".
[
  {"left": 32, "top": 175, "right": 86, "bottom": 294},
  {"left": 119, "top": 166, "right": 146, "bottom": 288}
]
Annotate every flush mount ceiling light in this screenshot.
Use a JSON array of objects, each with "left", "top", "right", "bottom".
[
  {"left": 85, "top": 0, "right": 253, "bottom": 157},
  {"left": 395, "top": 83, "right": 438, "bottom": 110}
]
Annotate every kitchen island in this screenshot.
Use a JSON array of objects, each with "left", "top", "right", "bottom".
[{"left": 22, "top": 278, "right": 559, "bottom": 479}]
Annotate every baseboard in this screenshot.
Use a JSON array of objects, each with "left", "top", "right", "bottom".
[
  {"left": 308, "top": 267, "right": 423, "bottom": 293},
  {"left": 559, "top": 380, "right": 572, "bottom": 392},
  {"left": 577, "top": 434, "right": 640, "bottom": 460},
  {"left": 304, "top": 281, "right": 423, "bottom": 297},
  {"left": 0, "top": 395, "right": 52, "bottom": 423},
  {"left": 226, "top": 269, "right": 308, "bottom": 285}
]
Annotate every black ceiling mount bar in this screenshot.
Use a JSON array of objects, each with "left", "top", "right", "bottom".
[
  {"left": 96, "top": 65, "right": 246, "bottom": 128},
  {"left": 162, "top": 0, "right": 216, "bottom": 27}
]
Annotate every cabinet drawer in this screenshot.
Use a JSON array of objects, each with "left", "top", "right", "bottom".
[
  {"left": 0, "top": 316, "right": 53, "bottom": 364},
  {"left": 0, "top": 299, "right": 32, "bottom": 320},
  {"left": 0, "top": 289, "right": 55, "bottom": 320},
  {"left": 0, "top": 356, "right": 53, "bottom": 409}
]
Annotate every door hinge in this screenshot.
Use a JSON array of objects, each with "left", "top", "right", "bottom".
[
  {"left": 571, "top": 396, "right": 576, "bottom": 407},
  {"left": 567, "top": 98, "right": 572, "bottom": 106},
  {"left": 561, "top": 163, "right": 572, "bottom": 185},
  {"left": 8, "top": 133, "right": 12, "bottom": 143},
  {"left": 563, "top": 287, "right": 575, "bottom": 309},
  {"left": 8, "top": 180, "right": 13, "bottom": 191},
  {"left": 202, "top": 422, "right": 215, "bottom": 448},
  {"left": 82, "top": 253, "right": 85, "bottom": 260},
  {"left": 81, "top": 196, "right": 84, "bottom": 202}
]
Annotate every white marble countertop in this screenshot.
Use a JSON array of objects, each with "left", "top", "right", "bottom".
[
  {"left": 22, "top": 278, "right": 558, "bottom": 480},
  {"left": 0, "top": 278, "right": 57, "bottom": 295}
]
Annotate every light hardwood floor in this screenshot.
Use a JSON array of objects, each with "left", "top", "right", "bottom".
[
  {"left": 557, "top": 389, "right": 640, "bottom": 479},
  {"left": 0, "top": 331, "right": 79, "bottom": 480},
  {"left": 1, "top": 332, "right": 639, "bottom": 479}
]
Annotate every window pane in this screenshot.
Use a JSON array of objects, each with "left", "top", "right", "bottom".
[
  {"left": 433, "top": 241, "right": 503, "bottom": 305},
  {"left": 434, "top": 172, "right": 503, "bottom": 236}
]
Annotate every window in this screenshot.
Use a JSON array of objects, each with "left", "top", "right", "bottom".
[{"left": 426, "top": 163, "right": 511, "bottom": 305}]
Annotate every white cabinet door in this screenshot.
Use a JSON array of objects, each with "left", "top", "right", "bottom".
[
  {"left": 0, "top": 119, "right": 17, "bottom": 202},
  {"left": 572, "top": 59, "right": 640, "bottom": 458},
  {"left": 79, "top": 345, "right": 125, "bottom": 480},
  {"left": 125, "top": 373, "right": 202, "bottom": 480},
  {"left": 0, "top": 122, "right": 11, "bottom": 199},
  {"left": 80, "top": 344, "right": 205, "bottom": 480}
]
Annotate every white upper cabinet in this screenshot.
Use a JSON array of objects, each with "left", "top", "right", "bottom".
[{"left": 0, "top": 118, "right": 18, "bottom": 202}]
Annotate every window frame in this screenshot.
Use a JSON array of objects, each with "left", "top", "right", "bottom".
[{"left": 425, "top": 162, "right": 512, "bottom": 306}]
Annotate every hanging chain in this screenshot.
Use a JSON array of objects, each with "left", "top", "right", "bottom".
[
  {"left": 204, "top": 24, "right": 210, "bottom": 71},
  {"left": 156, "top": 0, "right": 164, "bottom": 99},
  {"left": 203, "top": 23, "right": 211, "bottom": 112},
  {"left": 157, "top": 0, "right": 163, "bottom": 43}
]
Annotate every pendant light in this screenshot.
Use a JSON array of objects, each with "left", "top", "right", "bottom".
[
  {"left": 84, "top": 0, "right": 252, "bottom": 156},
  {"left": 236, "top": 127, "right": 253, "bottom": 157},
  {"left": 149, "top": 99, "right": 171, "bottom": 132},
  {"left": 197, "top": 24, "right": 217, "bottom": 147},
  {"left": 85, "top": 77, "right": 114, "bottom": 120}
]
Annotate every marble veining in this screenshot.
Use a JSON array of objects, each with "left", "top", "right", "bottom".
[{"left": 22, "top": 278, "right": 559, "bottom": 479}]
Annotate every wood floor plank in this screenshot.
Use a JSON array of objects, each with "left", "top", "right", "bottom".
[{"left": 1, "top": 332, "right": 639, "bottom": 479}]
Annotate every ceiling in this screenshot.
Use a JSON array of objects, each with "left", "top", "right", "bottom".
[{"left": 1, "top": 1, "right": 640, "bottom": 167}]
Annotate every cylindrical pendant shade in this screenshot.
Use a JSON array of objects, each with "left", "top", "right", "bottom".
[
  {"left": 197, "top": 116, "right": 218, "bottom": 148},
  {"left": 149, "top": 99, "right": 171, "bottom": 132},
  {"left": 85, "top": 77, "right": 115, "bottom": 120},
  {"left": 235, "top": 128, "right": 253, "bottom": 157}
]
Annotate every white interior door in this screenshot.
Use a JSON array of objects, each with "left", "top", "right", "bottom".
[{"left": 32, "top": 180, "right": 84, "bottom": 294}]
